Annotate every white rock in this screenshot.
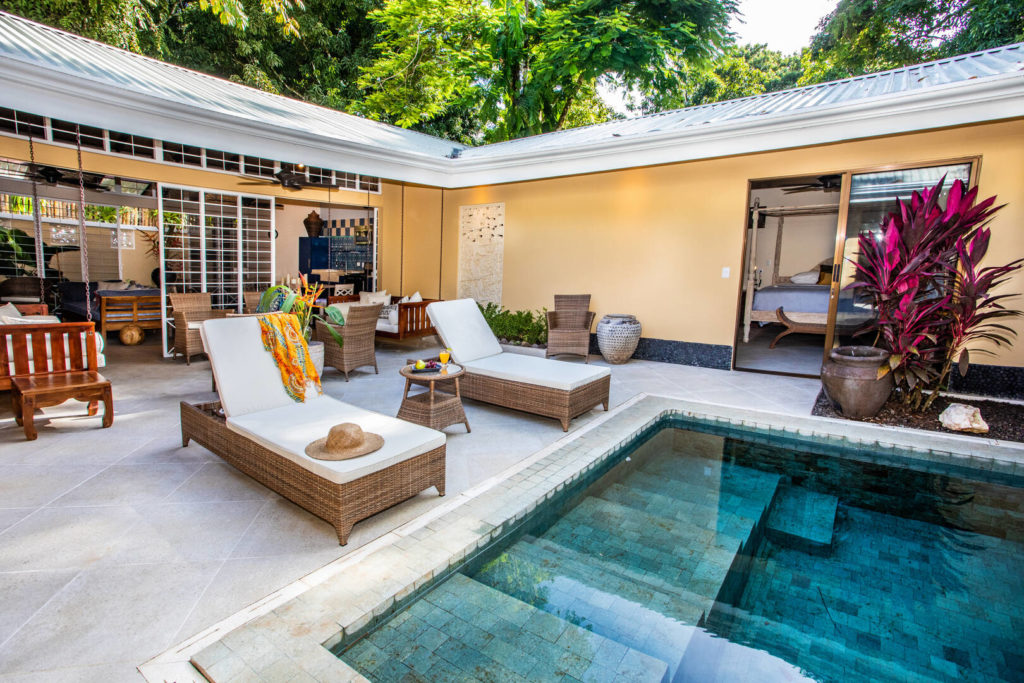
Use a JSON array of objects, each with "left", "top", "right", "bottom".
[{"left": 938, "top": 403, "right": 989, "bottom": 434}]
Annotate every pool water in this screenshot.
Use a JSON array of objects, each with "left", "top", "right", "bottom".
[{"left": 339, "top": 421, "right": 1024, "bottom": 682}]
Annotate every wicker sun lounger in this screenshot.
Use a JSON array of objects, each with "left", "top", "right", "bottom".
[
  {"left": 427, "top": 299, "right": 610, "bottom": 431},
  {"left": 181, "top": 315, "right": 446, "bottom": 544}
]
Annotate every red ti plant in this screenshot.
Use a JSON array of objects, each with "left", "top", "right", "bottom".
[{"left": 848, "top": 177, "right": 1020, "bottom": 410}]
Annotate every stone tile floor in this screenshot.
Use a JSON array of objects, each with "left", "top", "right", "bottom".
[{"left": 0, "top": 336, "right": 819, "bottom": 682}]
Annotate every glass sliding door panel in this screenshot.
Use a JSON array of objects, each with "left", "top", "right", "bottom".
[{"left": 833, "top": 163, "right": 972, "bottom": 341}]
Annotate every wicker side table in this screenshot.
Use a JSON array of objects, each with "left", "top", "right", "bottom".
[{"left": 397, "top": 364, "right": 471, "bottom": 432}]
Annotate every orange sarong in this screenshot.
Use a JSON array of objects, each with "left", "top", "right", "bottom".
[{"left": 257, "top": 313, "right": 322, "bottom": 402}]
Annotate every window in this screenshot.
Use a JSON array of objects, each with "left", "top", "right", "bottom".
[
  {"left": 244, "top": 156, "right": 276, "bottom": 178},
  {"left": 306, "top": 166, "right": 332, "bottom": 184},
  {"left": 0, "top": 108, "right": 45, "bottom": 138},
  {"left": 109, "top": 131, "right": 155, "bottom": 158},
  {"left": 336, "top": 171, "right": 359, "bottom": 189},
  {"left": 51, "top": 119, "right": 105, "bottom": 149},
  {"left": 359, "top": 176, "right": 381, "bottom": 193},
  {"left": 163, "top": 141, "right": 203, "bottom": 166},
  {"left": 205, "top": 149, "right": 240, "bottom": 172}
]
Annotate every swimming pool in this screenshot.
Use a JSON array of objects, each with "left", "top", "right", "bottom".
[{"left": 337, "top": 417, "right": 1024, "bottom": 682}]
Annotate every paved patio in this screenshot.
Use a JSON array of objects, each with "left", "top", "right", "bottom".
[{"left": 0, "top": 336, "right": 819, "bottom": 682}]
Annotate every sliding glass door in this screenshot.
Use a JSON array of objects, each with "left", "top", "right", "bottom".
[{"left": 825, "top": 161, "right": 975, "bottom": 352}]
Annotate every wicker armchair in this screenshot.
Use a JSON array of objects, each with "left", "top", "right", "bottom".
[
  {"left": 242, "top": 291, "right": 263, "bottom": 314},
  {"left": 545, "top": 294, "right": 595, "bottom": 363},
  {"left": 315, "top": 303, "right": 383, "bottom": 381},
  {"left": 169, "top": 293, "right": 228, "bottom": 364}
]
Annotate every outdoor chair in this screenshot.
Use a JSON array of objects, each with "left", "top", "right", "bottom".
[
  {"left": 546, "top": 294, "right": 595, "bottom": 362},
  {"left": 169, "top": 293, "right": 228, "bottom": 364},
  {"left": 181, "top": 315, "right": 446, "bottom": 544},
  {"left": 315, "top": 303, "right": 382, "bottom": 381},
  {"left": 426, "top": 299, "right": 610, "bottom": 431},
  {"left": 242, "top": 291, "right": 262, "bottom": 314}
]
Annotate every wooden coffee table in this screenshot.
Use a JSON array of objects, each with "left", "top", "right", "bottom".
[{"left": 397, "top": 364, "right": 470, "bottom": 433}]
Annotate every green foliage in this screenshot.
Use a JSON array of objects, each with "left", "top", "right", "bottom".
[
  {"left": 800, "top": 0, "right": 1024, "bottom": 83},
  {"left": 0, "top": 226, "right": 79, "bottom": 277},
  {"left": 642, "top": 44, "right": 803, "bottom": 112},
  {"left": 479, "top": 302, "right": 548, "bottom": 346},
  {"left": 358, "top": 0, "right": 736, "bottom": 141}
]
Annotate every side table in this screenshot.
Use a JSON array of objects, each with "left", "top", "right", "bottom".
[{"left": 397, "top": 364, "right": 470, "bottom": 432}]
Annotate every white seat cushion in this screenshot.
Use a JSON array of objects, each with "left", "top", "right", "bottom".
[
  {"left": 202, "top": 316, "right": 314, "bottom": 418},
  {"left": 226, "top": 396, "right": 445, "bottom": 485},
  {"left": 426, "top": 299, "right": 502, "bottom": 364},
  {"left": 463, "top": 353, "right": 609, "bottom": 391},
  {"left": 327, "top": 302, "right": 354, "bottom": 323},
  {"left": 376, "top": 320, "right": 400, "bottom": 334}
]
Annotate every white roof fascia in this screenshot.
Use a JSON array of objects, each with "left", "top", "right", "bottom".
[
  {"left": 442, "top": 72, "right": 1024, "bottom": 187},
  {"left": 0, "top": 58, "right": 458, "bottom": 187}
]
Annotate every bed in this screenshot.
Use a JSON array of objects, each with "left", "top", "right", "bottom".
[
  {"left": 58, "top": 282, "right": 162, "bottom": 337},
  {"left": 749, "top": 284, "right": 830, "bottom": 347}
]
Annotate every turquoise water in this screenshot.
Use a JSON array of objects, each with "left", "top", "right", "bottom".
[{"left": 339, "top": 420, "right": 1024, "bottom": 682}]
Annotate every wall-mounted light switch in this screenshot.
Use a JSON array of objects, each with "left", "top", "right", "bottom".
[{"left": 721, "top": 267, "right": 730, "bottom": 278}]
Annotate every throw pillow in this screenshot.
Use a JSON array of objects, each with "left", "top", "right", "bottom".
[
  {"left": 388, "top": 307, "right": 399, "bottom": 326},
  {"left": 0, "top": 302, "right": 22, "bottom": 318},
  {"left": 380, "top": 303, "right": 398, "bottom": 320},
  {"left": 790, "top": 271, "right": 819, "bottom": 285},
  {"left": 408, "top": 291, "right": 423, "bottom": 303},
  {"left": 99, "top": 280, "right": 129, "bottom": 291},
  {"left": 360, "top": 290, "right": 390, "bottom": 306}
]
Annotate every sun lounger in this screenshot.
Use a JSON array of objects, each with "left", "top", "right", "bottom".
[
  {"left": 180, "top": 316, "right": 446, "bottom": 544},
  {"left": 426, "top": 299, "right": 610, "bottom": 430}
]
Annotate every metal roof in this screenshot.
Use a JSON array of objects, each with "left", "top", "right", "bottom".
[
  {"left": 458, "top": 43, "right": 1024, "bottom": 160},
  {"left": 0, "top": 11, "right": 463, "bottom": 160},
  {"left": 0, "top": 9, "right": 1022, "bottom": 182}
]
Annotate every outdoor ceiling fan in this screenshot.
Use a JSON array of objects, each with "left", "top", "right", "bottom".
[
  {"left": 24, "top": 163, "right": 107, "bottom": 191},
  {"left": 783, "top": 174, "right": 843, "bottom": 194},
  {"left": 238, "top": 165, "right": 338, "bottom": 191}
]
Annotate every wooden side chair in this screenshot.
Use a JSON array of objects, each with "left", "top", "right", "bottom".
[
  {"left": 242, "top": 291, "right": 263, "bottom": 314},
  {"left": 169, "top": 293, "right": 228, "bottom": 364},
  {"left": 4, "top": 322, "right": 113, "bottom": 440},
  {"left": 315, "top": 303, "right": 383, "bottom": 381},
  {"left": 546, "top": 294, "right": 595, "bottom": 363}
]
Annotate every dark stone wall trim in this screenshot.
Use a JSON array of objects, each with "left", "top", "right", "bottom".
[
  {"left": 589, "top": 334, "right": 732, "bottom": 370},
  {"left": 949, "top": 364, "right": 1024, "bottom": 400}
]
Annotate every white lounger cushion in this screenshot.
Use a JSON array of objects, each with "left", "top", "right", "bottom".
[
  {"left": 426, "top": 299, "right": 502, "bottom": 363},
  {"left": 202, "top": 316, "right": 309, "bottom": 418},
  {"left": 227, "top": 396, "right": 445, "bottom": 485},
  {"left": 463, "top": 353, "right": 609, "bottom": 391}
]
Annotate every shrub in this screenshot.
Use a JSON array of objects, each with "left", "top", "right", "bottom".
[
  {"left": 478, "top": 302, "right": 548, "bottom": 346},
  {"left": 849, "top": 178, "right": 1022, "bottom": 410}
]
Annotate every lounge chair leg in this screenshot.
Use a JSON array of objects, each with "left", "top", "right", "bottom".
[
  {"left": 343, "top": 371, "right": 350, "bottom": 382},
  {"left": 334, "top": 521, "right": 354, "bottom": 546},
  {"left": 602, "top": 399, "right": 609, "bottom": 411},
  {"left": 182, "top": 432, "right": 191, "bottom": 447},
  {"left": 186, "top": 353, "right": 191, "bottom": 366},
  {"left": 436, "top": 479, "right": 446, "bottom": 496},
  {"left": 560, "top": 418, "right": 570, "bottom": 432}
]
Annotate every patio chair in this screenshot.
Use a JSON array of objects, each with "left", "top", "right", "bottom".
[
  {"left": 546, "top": 294, "right": 595, "bottom": 362},
  {"left": 426, "top": 299, "right": 610, "bottom": 431},
  {"left": 242, "top": 291, "right": 262, "bottom": 314},
  {"left": 169, "top": 293, "right": 228, "bottom": 364},
  {"left": 315, "top": 303, "right": 382, "bottom": 381},
  {"left": 182, "top": 315, "right": 446, "bottom": 544}
]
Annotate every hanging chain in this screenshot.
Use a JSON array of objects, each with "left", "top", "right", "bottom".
[
  {"left": 27, "top": 135, "right": 45, "bottom": 300},
  {"left": 75, "top": 124, "right": 92, "bottom": 321}
]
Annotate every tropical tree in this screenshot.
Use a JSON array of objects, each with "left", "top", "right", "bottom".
[
  {"left": 357, "top": 0, "right": 737, "bottom": 141},
  {"left": 799, "top": 0, "right": 1024, "bottom": 84}
]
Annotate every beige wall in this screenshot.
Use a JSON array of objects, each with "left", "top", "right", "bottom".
[
  {"left": 274, "top": 201, "right": 373, "bottom": 282},
  {"left": 412, "top": 119, "right": 1024, "bottom": 368}
]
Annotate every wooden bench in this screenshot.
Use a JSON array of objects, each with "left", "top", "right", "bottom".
[
  {"left": 326, "top": 295, "right": 438, "bottom": 340},
  {"left": 1, "top": 322, "right": 113, "bottom": 440},
  {"left": 99, "top": 295, "right": 162, "bottom": 337}
]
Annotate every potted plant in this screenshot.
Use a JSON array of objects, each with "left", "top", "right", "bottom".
[
  {"left": 835, "top": 177, "right": 1021, "bottom": 418},
  {"left": 258, "top": 274, "right": 344, "bottom": 375}
]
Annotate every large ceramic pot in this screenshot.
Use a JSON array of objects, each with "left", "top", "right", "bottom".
[
  {"left": 308, "top": 340, "right": 325, "bottom": 376},
  {"left": 303, "top": 211, "right": 324, "bottom": 238},
  {"left": 597, "top": 314, "right": 642, "bottom": 364},
  {"left": 821, "top": 346, "right": 893, "bottom": 419}
]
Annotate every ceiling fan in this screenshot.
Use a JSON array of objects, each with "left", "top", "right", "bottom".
[
  {"left": 238, "top": 166, "right": 338, "bottom": 191},
  {"left": 24, "top": 163, "right": 107, "bottom": 191},
  {"left": 783, "top": 174, "right": 842, "bottom": 194}
]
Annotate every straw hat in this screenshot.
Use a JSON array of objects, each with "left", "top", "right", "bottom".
[{"left": 305, "top": 423, "right": 384, "bottom": 461}]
